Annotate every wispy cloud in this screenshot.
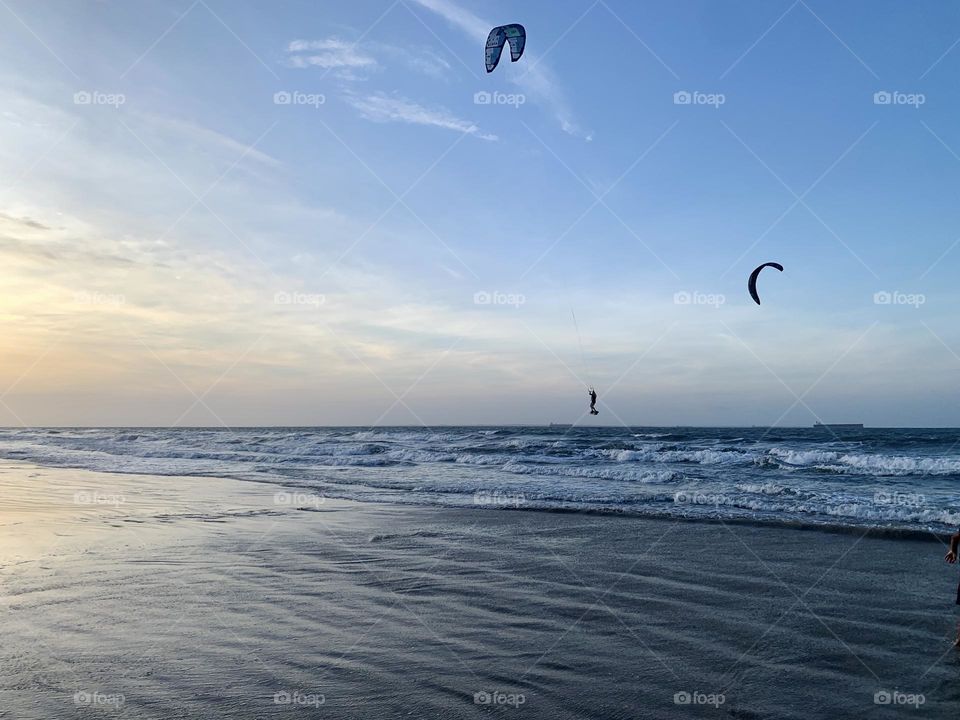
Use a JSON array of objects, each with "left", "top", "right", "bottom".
[
  {"left": 408, "top": 0, "right": 588, "bottom": 138},
  {"left": 285, "top": 38, "right": 379, "bottom": 73},
  {"left": 136, "top": 112, "right": 282, "bottom": 169},
  {"left": 374, "top": 41, "right": 452, "bottom": 79},
  {"left": 285, "top": 36, "right": 452, "bottom": 80},
  {"left": 344, "top": 92, "right": 496, "bottom": 140}
]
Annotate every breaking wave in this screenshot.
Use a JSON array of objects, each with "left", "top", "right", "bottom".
[{"left": 0, "top": 425, "right": 958, "bottom": 533}]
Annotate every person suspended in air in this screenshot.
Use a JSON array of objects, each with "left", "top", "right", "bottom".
[{"left": 588, "top": 387, "right": 599, "bottom": 416}]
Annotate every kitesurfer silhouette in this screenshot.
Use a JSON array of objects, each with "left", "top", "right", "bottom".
[{"left": 588, "top": 388, "right": 599, "bottom": 416}]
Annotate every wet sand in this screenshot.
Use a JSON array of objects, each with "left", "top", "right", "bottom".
[{"left": 1, "top": 460, "right": 959, "bottom": 718}]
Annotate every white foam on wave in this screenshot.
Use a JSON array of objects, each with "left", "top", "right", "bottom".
[
  {"left": 768, "top": 447, "right": 960, "bottom": 476},
  {"left": 501, "top": 461, "right": 681, "bottom": 483},
  {"left": 822, "top": 503, "right": 960, "bottom": 526},
  {"left": 656, "top": 449, "right": 751, "bottom": 465},
  {"left": 831, "top": 454, "right": 960, "bottom": 476},
  {"left": 386, "top": 448, "right": 457, "bottom": 463},
  {"left": 603, "top": 447, "right": 752, "bottom": 465},
  {"left": 735, "top": 482, "right": 791, "bottom": 496},
  {"left": 768, "top": 448, "right": 839, "bottom": 466},
  {"left": 1, "top": 427, "right": 959, "bottom": 532}
]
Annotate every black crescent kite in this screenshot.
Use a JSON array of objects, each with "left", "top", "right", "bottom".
[
  {"left": 748, "top": 262, "right": 783, "bottom": 305},
  {"left": 485, "top": 24, "right": 526, "bottom": 73}
]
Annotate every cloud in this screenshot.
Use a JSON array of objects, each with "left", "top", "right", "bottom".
[
  {"left": 285, "top": 36, "right": 452, "bottom": 80},
  {"left": 344, "top": 92, "right": 496, "bottom": 140},
  {"left": 408, "top": 0, "right": 588, "bottom": 138},
  {"left": 286, "top": 38, "right": 379, "bottom": 73},
  {"left": 137, "top": 112, "right": 282, "bottom": 169},
  {"left": 373, "top": 42, "right": 452, "bottom": 79},
  {"left": 0, "top": 213, "right": 51, "bottom": 230},
  {"left": 408, "top": 0, "right": 488, "bottom": 42}
]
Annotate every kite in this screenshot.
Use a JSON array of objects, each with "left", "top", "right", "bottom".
[
  {"left": 748, "top": 262, "right": 784, "bottom": 305},
  {"left": 485, "top": 24, "right": 526, "bottom": 73}
]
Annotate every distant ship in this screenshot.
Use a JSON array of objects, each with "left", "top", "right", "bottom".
[{"left": 813, "top": 422, "right": 864, "bottom": 429}]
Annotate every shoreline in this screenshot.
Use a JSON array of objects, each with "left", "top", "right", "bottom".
[
  {"left": 1, "top": 460, "right": 959, "bottom": 718},
  {"left": 0, "top": 456, "right": 953, "bottom": 544}
]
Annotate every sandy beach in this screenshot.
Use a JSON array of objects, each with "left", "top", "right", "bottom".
[{"left": 1, "top": 459, "right": 958, "bottom": 719}]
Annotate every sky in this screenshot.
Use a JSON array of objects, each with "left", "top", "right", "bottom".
[{"left": 1, "top": 0, "right": 960, "bottom": 427}]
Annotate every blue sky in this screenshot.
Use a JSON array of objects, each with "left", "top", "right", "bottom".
[{"left": 1, "top": 0, "right": 960, "bottom": 426}]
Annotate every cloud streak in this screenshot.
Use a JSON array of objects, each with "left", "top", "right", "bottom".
[
  {"left": 285, "top": 36, "right": 452, "bottom": 80},
  {"left": 344, "top": 92, "right": 496, "bottom": 140},
  {"left": 286, "top": 38, "right": 379, "bottom": 72}
]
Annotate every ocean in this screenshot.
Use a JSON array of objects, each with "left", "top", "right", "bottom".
[
  {"left": 0, "top": 425, "right": 958, "bottom": 535},
  {"left": 2, "top": 430, "right": 960, "bottom": 718}
]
